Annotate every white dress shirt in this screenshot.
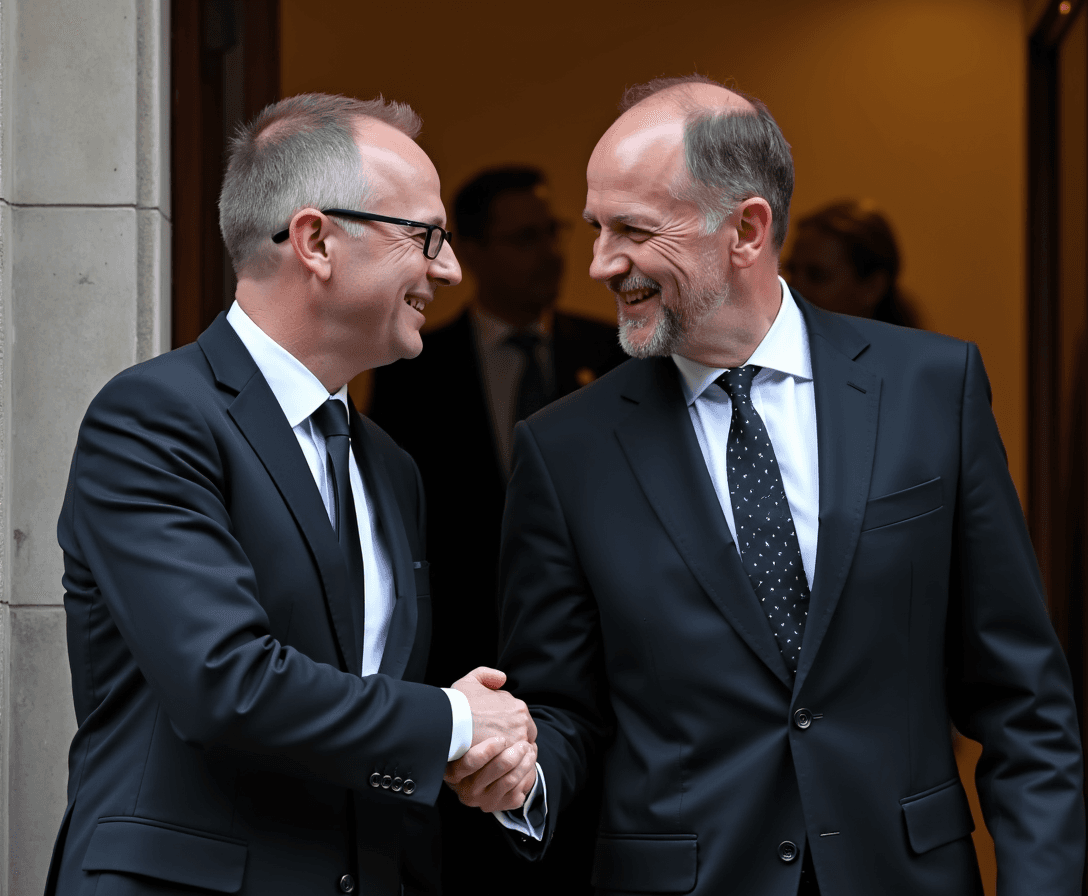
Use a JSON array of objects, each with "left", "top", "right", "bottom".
[
  {"left": 226, "top": 302, "right": 471, "bottom": 761},
  {"left": 505, "top": 277, "right": 819, "bottom": 840},
  {"left": 471, "top": 306, "right": 553, "bottom": 477},
  {"left": 673, "top": 277, "right": 819, "bottom": 587}
]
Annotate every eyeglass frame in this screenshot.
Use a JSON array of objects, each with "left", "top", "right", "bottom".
[{"left": 271, "top": 208, "right": 453, "bottom": 260}]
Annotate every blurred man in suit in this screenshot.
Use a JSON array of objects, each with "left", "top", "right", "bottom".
[
  {"left": 452, "top": 76, "right": 1085, "bottom": 895},
  {"left": 46, "top": 94, "right": 536, "bottom": 896},
  {"left": 370, "top": 167, "right": 623, "bottom": 893}
]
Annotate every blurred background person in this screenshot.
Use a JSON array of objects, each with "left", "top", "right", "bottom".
[
  {"left": 368, "top": 165, "right": 623, "bottom": 894},
  {"left": 785, "top": 198, "right": 921, "bottom": 327}
]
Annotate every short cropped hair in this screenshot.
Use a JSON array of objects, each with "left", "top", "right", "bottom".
[
  {"left": 219, "top": 93, "right": 422, "bottom": 271},
  {"left": 452, "top": 167, "right": 546, "bottom": 241},
  {"left": 620, "top": 75, "right": 794, "bottom": 250}
]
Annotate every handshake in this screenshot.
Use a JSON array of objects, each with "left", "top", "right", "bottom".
[{"left": 445, "top": 667, "right": 538, "bottom": 814}]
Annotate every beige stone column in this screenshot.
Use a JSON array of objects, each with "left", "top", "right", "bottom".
[{"left": 0, "top": 1, "right": 170, "bottom": 891}]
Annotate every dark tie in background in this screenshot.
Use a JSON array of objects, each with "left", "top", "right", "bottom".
[
  {"left": 508, "top": 331, "right": 549, "bottom": 421},
  {"left": 717, "top": 366, "right": 810, "bottom": 672},
  {"left": 311, "top": 399, "right": 367, "bottom": 655}
]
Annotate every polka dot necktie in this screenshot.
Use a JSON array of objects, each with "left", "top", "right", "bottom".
[{"left": 717, "top": 366, "right": 809, "bottom": 672}]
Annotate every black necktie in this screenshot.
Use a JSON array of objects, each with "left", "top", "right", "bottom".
[
  {"left": 508, "top": 331, "right": 549, "bottom": 421},
  {"left": 311, "top": 399, "right": 366, "bottom": 652},
  {"left": 717, "top": 366, "right": 809, "bottom": 672}
]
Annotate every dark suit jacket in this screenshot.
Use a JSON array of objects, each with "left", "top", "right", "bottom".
[
  {"left": 369, "top": 309, "right": 626, "bottom": 894},
  {"left": 47, "top": 314, "right": 451, "bottom": 896},
  {"left": 498, "top": 293, "right": 1085, "bottom": 895}
]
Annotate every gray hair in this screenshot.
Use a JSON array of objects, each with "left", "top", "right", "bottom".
[
  {"left": 619, "top": 76, "right": 794, "bottom": 250},
  {"left": 219, "top": 93, "right": 423, "bottom": 272}
]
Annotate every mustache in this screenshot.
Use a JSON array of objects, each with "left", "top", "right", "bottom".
[{"left": 608, "top": 275, "right": 660, "bottom": 294}]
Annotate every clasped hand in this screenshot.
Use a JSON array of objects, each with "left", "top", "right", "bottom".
[{"left": 445, "top": 667, "right": 538, "bottom": 814}]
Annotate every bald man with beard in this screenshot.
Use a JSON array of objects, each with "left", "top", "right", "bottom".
[{"left": 447, "top": 76, "right": 1084, "bottom": 896}]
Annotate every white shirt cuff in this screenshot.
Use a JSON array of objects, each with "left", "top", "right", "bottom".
[
  {"left": 443, "top": 687, "right": 473, "bottom": 761},
  {"left": 492, "top": 762, "right": 547, "bottom": 841}
]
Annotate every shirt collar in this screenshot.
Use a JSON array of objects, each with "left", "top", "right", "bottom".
[
  {"left": 672, "top": 276, "right": 812, "bottom": 406},
  {"left": 226, "top": 301, "right": 348, "bottom": 426}
]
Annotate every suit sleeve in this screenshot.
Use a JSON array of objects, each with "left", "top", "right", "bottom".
[
  {"left": 60, "top": 370, "right": 452, "bottom": 804},
  {"left": 497, "top": 420, "right": 613, "bottom": 857},
  {"left": 945, "top": 343, "right": 1085, "bottom": 892}
]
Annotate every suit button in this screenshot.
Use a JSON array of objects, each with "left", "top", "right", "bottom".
[
  {"left": 391, "top": 776, "right": 403, "bottom": 792},
  {"left": 380, "top": 775, "right": 392, "bottom": 789},
  {"left": 778, "top": 840, "right": 799, "bottom": 863},
  {"left": 793, "top": 708, "right": 813, "bottom": 729},
  {"left": 403, "top": 779, "right": 416, "bottom": 795},
  {"left": 368, "top": 773, "right": 381, "bottom": 788},
  {"left": 339, "top": 874, "right": 356, "bottom": 893}
]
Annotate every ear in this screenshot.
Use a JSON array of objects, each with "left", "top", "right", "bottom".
[
  {"left": 728, "top": 197, "right": 773, "bottom": 269},
  {"left": 286, "top": 209, "right": 334, "bottom": 281}
]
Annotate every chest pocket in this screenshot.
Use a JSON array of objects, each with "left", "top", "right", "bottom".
[{"left": 861, "top": 477, "right": 942, "bottom": 532}]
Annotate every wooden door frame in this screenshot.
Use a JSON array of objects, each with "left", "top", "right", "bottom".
[
  {"left": 171, "top": 0, "right": 280, "bottom": 348},
  {"left": 1027, "top": 5, "right": 1087, "bottom": 872}
]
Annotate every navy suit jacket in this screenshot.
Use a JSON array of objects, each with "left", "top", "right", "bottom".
[
  {"left": 47, "top": 314, "right": 451, "bottom": 895},
  {"left": 498, "top": 294, "right": 1085, "bottom": 895}
]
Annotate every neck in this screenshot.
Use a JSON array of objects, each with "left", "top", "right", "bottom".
[
  {"left": 678, "top": 272, "right": 782, "bottom": 369},
  {"left": 236, "top": 280, "right": 351, "bottom": 393}
]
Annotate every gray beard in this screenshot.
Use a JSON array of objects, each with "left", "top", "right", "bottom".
[
  {"left": 618, "top": 277, "right": 729, "bottom": 359},
  {"left": 618, "top": 304, "right": 685, "bottom": 358}
]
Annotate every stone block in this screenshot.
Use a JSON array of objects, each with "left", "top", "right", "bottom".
[
  {"left": 137, "top": 208, "right": 171, "bottom": 361},
  {"left": 10, "top": 206, "right": 136, "bottom": 606},
  {"left": 7, "top": 606, "right": 74, "bottom": 896},
  {"left": 1, "top": 3, "right": 11, "bottom": 203},
  {"left": 13, "top": 0, "right": 138, "bottom": 205},
  {"left": 136, "top": 0, "right": 170, "bottom": 215}
]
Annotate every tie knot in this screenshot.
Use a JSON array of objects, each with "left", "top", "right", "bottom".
[
  {"left": 311, "top": 398, "right": 350, "bottom": 440},
  {"left": 507, "top": 331, "right": 541, "bottom": 355},
  {"left": 717, "top": 366, "right": 761, "bottom": 403}
]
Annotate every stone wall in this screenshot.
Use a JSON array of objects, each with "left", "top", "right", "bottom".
[{"left": 0, "top": 1, "right": 170, "bottom": 892}]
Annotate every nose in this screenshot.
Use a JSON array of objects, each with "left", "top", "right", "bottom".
[
  {"left": 588, "top": 231, "right": 629, "bottom": 283},
  {"left": 428, "top": 240, "right": 462, "bottom": 287}
]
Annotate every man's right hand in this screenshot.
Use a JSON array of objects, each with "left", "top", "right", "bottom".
[{"left": 450, "top": 666, "right": 537, "bottom": 748}]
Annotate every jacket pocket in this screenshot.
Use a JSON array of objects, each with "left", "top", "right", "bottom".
[
  {"left": 591, "top": 833, "right": 697, "bottom": 893},
  {"left": 82, "top": 816, "right": 247, "bottom": 893},
  {"left": 862, "top": 477, "right": 943, "bottom": 531},
  {"left": 900, "top": 777, "right": 974, "bottom": 854}
]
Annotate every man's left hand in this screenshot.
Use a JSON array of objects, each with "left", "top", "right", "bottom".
[{"left": 444, "top": 736, "right": 538, "bottom": 813}]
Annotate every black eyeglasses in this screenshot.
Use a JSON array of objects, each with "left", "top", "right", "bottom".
[{"left": 272, "top": 208, "right": 452, "bottom": 260}]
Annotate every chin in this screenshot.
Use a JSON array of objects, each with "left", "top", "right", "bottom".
[{"left": 618, "top": 305, "right": 684, "bottom": 359}]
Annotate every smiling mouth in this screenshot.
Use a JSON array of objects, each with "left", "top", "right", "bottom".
[
  {"left": 611, "top": 276, "right": 661, "bottom": 307},
  {"left": 618, "top": 287, "right": 659, "bottom": 306},
  {"left": 405, "top": 297, "right": 427, "bottom": 313}
]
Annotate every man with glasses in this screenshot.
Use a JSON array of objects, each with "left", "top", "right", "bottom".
[
  {"left": 370, "top": 166, "right": 625, "bottom": 894},
  {"left": 46, "top": 94, "right": 537, "bottom": 896}
]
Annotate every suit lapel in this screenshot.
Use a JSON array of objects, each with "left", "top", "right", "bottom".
[
  {"left": 615, "top": 359, "right": 793, "bottom": 687},
  {"left": 794, "top": 297, "right": 881, "bottom": 687},
  {"left": 198, "top": 315, "right": 361, "bottom": 675},
  {"left": 349, "top": 413, "right": 419, "bottom": 680}
]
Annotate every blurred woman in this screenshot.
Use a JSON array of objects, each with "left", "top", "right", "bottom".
[{"left": 784, "top": 199, "right": 919, "bottom": 327}]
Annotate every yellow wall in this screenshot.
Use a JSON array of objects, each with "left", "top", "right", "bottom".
[{"left": 281, "top": 0, "right": 1028, "bottom": 496}]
